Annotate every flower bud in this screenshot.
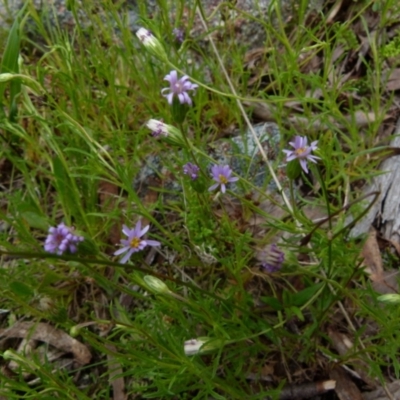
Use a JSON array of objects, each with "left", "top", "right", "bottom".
[
  {"left": 377, "top": 294, "right": 400, "bottom": 304},
  {"left": 184, "top": 337, "right": 220, "bottom": 355},
  {"left": 145, "top": 119, "right": 186, "bottom": 147},
  {"left": 144, "top": 275, "right": 171, "bottom": 295},
  {"left": 136, "top": 28, "right": 168, "bottom": 60},
  {"left": 286, "top": 159, "right": 302, "bottom": 180}
]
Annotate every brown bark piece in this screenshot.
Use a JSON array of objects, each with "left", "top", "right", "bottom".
[
  {"left": 330, "top": 367, "right": 364, "bottom": 400},
  {"left": 0, "top": 322, "right": 91, "bottom": 365},
  {"left": 105, "top": 344, "right": 126, "bottom": 400},
  {"left": 351, "top": 118, "right": 400, "bottom": 242}
]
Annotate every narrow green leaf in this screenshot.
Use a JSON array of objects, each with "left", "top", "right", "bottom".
[
  {"left": 52, "top": 155, "right": 77, "bottom": 217},
  {"left": 21, "top": 211, "right": 50, "bottom": 231},
  {"left": 286, "top": 282, "right": 324, "bottom": 307},
  {"left": 9, "top": 281, "right": 34, "bottom": 298},
  {"left": 260, "top": 296, "right": 283, "bottom": 311},
  {"left": 0, "top": 18, "right": 20, "bottom": 121}
]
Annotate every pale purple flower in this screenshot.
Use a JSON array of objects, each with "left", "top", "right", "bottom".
[
  {"left": 44, "top": 223, "right": 84, "bottom": 255},
  {"left": 183, "top": 162, "right": 200, "bottom": 180},
  {"left": 261, "top": 244, "right": 284, "bottom": 273},
  {"left": 161, "top": 70, "right": 198, "bottom": 106},
  {"left": 208, "top": 164, "right": 239, "bottom": 193},
  {"left": 114, "top": 220, "right": 160, "bottom": 264},
  {"left": 173, "top": 28, "right": 184, "bottom": 43},
  {"left": 283, "top": 136, "right": 320, "bottom": 173}
]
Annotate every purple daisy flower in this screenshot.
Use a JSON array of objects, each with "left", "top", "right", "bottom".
[
  {"left": 161, "top": 70, "right": 198, "bottom": 106},
  {"left": 114, "top": 220, "right": 160, "bottom": 264},
  {"left": 173, "top": 27, "right": 185, "bottom": 43},
  {"left": 183, "top": 162, "right": 200, "bottom": 180},
  {"left": 44, "top": 223, "right": 84, "bottom": 255},
  {"left": 283, "top": 136, "right": 320, "bottom": 174},
  {"left": 260, "top": 244, "right": 284, "bottom": 273},
  {"left": 208, "top": 164, "right": 239, "bottom": 194}
]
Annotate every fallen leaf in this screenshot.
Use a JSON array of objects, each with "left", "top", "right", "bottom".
[
  {"left": 0, "top": 322, "right": 91, "bottom": 365},
  {"left": 361, "top": 228, "right": 384, "bottom": 282},
  {"left": 330, "top": 367, "right": 364, "bottom": 400},
  {"left": 384, "top": 68, "right": 400, "bottom": 91}
]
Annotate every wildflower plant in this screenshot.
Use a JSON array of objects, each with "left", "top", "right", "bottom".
[
  {"left": 0, "top": 1, "right": 397, "bottom": 399},
  {"left": 114, "top": 220, "right": 160, "bottom": 264},
  {"left": 208, "top": 164, "right": 239, "bottom": 193},
  {"left": 145, "top": 119, "right": 185, "bottom": 146},
  {"left": 183, "top": 162, "right": 200, "bottom": 180},
  {"left": 259, "top": 244, "right": 285, "bottom": 273},
  {"left": 135, "top": 27, "right": 167, "bottom": 60},
  {"left": 161, "top": 70, "right": 198, "bottom": 106},
  {"left": 283, "top": 135, "right": 320, "bottom": 175},
  {"left": 44, "top": 223, "right": 84, "bottom": 255}
]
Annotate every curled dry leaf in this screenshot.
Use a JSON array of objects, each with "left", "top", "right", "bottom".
[
  {"left": 383, "top": 68, "right": 400, "bottom": 91},
  {"left": 361, "top": 228, "right": 384, "bottom": 282},
  {"left": 330, "top": 367, "right": 364, "bottom": 400},
  {"left": 0, "top": 321, "right": 91, "bottom": 365}
]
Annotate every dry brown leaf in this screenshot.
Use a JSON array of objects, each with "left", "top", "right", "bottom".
[
  {"left": 330, "top": 367, "right": 364, "bottom": 400},
  {"left": 350, "top": 122, "right": 400, "bottom": 240},
  {"left": 360, "top": 229, "right": 399, "bottom": 294},
  {"left": 326, "top": 0, "right": 344, "bottom": 23},
  {"left": 383, "top": 68, "right": 400, "bottom": 91},
  {"left": 361, "top": 228, "right": 384, "bottom": 281},
  {"left": 106, "top": 344, "right": 126, "bottom": 400},
  {"left": 0, "top": 322, "right": 91, "bottom": 365}
]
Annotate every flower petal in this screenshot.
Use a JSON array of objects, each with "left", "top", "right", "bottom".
[
  {"left": 114, "top": 246, "right": 131, "bottom": 256},
  {"left": 120, "top": 249, "right": 134, "bottom": 264},
  {"left": 208, "top": 183, "right": 219, "bottom": 192},
  {"left": 146, "top": 240, "right": 161, "bottom": 247}
]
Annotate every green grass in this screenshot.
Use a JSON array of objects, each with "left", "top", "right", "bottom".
[{"left": 0, "top": 0, "right": 399, "bottom": 398}]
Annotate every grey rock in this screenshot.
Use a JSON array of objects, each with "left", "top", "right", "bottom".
[{"left": 133, "top": 122, "right": 284, "bottom": 200}]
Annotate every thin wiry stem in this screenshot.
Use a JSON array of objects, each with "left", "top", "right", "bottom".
[{"left": 195, "top": 1, "right": 294, "bottom": 216}]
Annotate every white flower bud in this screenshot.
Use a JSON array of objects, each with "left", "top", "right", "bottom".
[
  {"left": 136, "top": 28, "right": 168, "bottom": 60},
  {"left": 377, "top": 294, "right": 400, "bottom": 304},
  {"left": 145, "top": 119, "right": 186, "bottom": 147},
  {"left": 184, "top": 337, "right": 219, "bottom": 356}
]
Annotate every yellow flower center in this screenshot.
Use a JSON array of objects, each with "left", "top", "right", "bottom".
[
  {"left": 219, "top": 174, "right": 228, "bottom": 184},
  {"left": 130, "top": 237, "right": 141, "bottom": 248},
  {"left": 295, "top": 147, "right": 306, "bottom": 156}
]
